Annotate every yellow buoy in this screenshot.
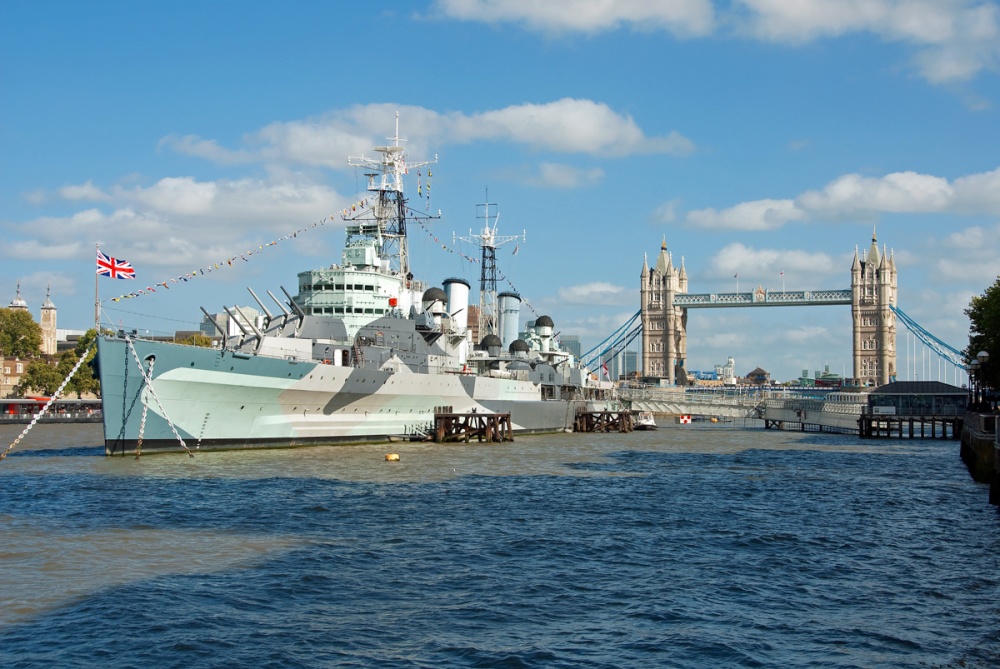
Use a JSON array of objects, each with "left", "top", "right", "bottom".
[{"left": 385, "top": 453, "right": 400, "bottom": 462}]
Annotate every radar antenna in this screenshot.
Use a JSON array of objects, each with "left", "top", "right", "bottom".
[
  {"left": 455, "top": 190, "right": 524, "bottom": 338},
  {"left": 346, "top": 111, "right": 438, "bottom": 280}
]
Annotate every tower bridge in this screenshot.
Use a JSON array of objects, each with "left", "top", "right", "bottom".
[
  {"left": 639, "top": 232, "right": 897, "bottom": 387},
  {"left": 672, "top": 289, "right": 851, "bottom": 309}
]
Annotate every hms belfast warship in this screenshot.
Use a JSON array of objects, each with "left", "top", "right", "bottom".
[{"left": 95, "top": 118, "right": 614, "bottom": 454}]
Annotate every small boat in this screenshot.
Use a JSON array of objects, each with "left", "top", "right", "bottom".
[{"left": 634, "top": 411, "right": 657, "bottom": 430}]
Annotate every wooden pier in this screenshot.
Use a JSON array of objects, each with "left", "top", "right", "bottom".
[
  {"left": 858, "top": 413, "right": 962, "bottom": 439},
  {"left": 433, "top": 407, "right": 513, "bottom": 443},
  {"left": 574, "top": 410, "right": 634, "bottom": 433}
]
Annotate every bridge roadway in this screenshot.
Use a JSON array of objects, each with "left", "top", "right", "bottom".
[
  {"left": 617, "top": 387, "right": 867, "bottom": 433},
  {"left": 673, "top": 289, "right": 851, "bottom": 308}
]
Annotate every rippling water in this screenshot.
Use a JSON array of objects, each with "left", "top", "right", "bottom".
[{"left": 1, "top": 421, "right": 999, "bottom": 668}]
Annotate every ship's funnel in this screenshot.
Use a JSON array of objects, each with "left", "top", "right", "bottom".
[
  {"left": 443, "top": 277, "right": 471, "bottom": 333},
  {"left": 498, "top": 291, "right": 521, "bottom": 349}
]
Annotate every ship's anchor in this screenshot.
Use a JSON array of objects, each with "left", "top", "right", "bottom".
[{"left": 122, "top": 334, "right": 194, "bottom": 458}]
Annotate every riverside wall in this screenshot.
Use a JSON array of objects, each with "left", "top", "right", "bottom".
[{"left": 959, "top": 411, "right": 999, "bottom": 504}]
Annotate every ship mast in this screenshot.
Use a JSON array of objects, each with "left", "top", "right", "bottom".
[
  {"left": 346, "top": 112, "right": 437, "bottom": 279},
  {"left": 456, "top": 192, "right": 524, "bottom": 338}
]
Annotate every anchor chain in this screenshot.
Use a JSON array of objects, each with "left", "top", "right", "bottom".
[
  {"left": 1, "top": 340, "right": 96, "bottom": 463},
  {"left": 123, "top": 334, "right": 193, "bottom": 458},
  {"left": 135, "top": 357, "right": 153, "bottom": 459}
]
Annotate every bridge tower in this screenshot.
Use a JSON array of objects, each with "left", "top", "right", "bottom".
[
  {"left": 640, "top": 237, "right": 688, "bottom": 384},
  {"left": 851, "top": 230, "right": 897, "bottom": 386}
]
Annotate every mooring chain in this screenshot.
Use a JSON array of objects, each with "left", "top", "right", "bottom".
[
  {"left": 123, "top": 334, "right": 194, "bottom": 458},
  {"left": 1, "top": 340, "right": 97, "bottom": 463},
  {"left": 134, "top": 357, "right": 153, "bottom": 459},
  {"left": 112, "top": 338, "right": 135, "bottom": 455}
]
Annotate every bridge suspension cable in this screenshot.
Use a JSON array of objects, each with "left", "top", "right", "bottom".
[
  {"left": 891, "top": 305, "right": 965, "bottom": 373},
  {"left": 580, "top": 310, "right": 642, "bottom": 372}
]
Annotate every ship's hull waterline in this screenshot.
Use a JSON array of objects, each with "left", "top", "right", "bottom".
[{"left": 98, "top": 336, "right": 586, "bottom": 454}]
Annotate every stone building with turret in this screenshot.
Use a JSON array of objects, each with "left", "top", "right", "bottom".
[
  {"left": 40, "top": 286, "right": 57, "bottom": 355},
  {"left": 4, "top": 281, "right": 58, "bottom": 355},
  {"left": 3, "top": 282, "right": 61, "bottom": 396},
  {"left": 640, "top": 238, "right": 688, "bottom": 384},
  {"left": 851, "top": 231, "right": 897, "bottom": 386}
]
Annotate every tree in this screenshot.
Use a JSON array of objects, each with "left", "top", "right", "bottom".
[
  {"left": 17, "top": 359, "right": 64, "bottom": 396},
  {"left": 68, "top": 328, "right": 101, "bottom": 397},
  {"left": 964, "top": 276, "right": 1000, "bottom": 393},
  {"left": 0, "top": 308, "right": 42, "bottom": 358},
  {"left": 177, "top": 332, "right": 214, "bottom": 347}
]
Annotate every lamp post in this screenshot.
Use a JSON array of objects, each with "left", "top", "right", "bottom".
[
  {"left": 971, "top": 359, "right": 982, "bottom": 408},
  {"left": 966, "top": 363, "right": 975, "bottom": 409},
  {"left": 977, "top": 350, "right": 990, "bottom": 411}
]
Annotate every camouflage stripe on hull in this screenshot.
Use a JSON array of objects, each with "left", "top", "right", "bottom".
[{"left": 97, "top": 335, "right": 582, "bottom": 454}]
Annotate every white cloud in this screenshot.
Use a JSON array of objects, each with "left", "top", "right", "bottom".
[
  {"left": 433, "top": 0, "right": 1000, "bottom": 84},
  {"left": 685, "top": 199, "right": 805, "bottom": 230},
  {"left": 108, "top": 176, "right": 344, "bottom": 225},
  {"left": 116, "top": 177, "right": 218, "bottom": 216},
  {"left": 797, "top": 171, "right": 954, "bottom": 213},
  {"left": 556, "top": 282, "right": 631, "bottom": 306},
  {"left": 698, "top": 331, "right": 750, "bottom": 349},
  {"left": 431, "top": 0, "right": 716, "bottom": 37},
  {"left": 6, "top": 239, "right": 86, "bottom": 262},
  {"left": 165, "top": 100, "right": 695, "bottom": 166},
  {"left": 941, "top": 224, "right": 998, "bottom": 253},
  {"left": 11, "top": 175, "right": 347, "bottom": 271},
  {"left": 471, "top": 99, "right": 695, "bottom": 156},
  {"left": 23, "top": 189, "right": 45, "bottom": 205},
  {"left": 937, "top": 257, "right": 1000, "bottom": 284},
  {"left": 782, "top": 324, "right": 838, "bottom": 345},
  {"left": 708, "top": 242, "right": 839, "bottom": 281},
  {"left": 650, "top": 200, "right": 680, "bottom": 224},
  {"left": 951, "top": 167, "right": 1000, "bottom": 212},
  {"left": 534, "top": 162, "right": 604, "bottom": 188},
  {"left": 733, "top": 0, "right": 1000, "bottom": 83},
  {"left": 158, "top": 135, "right": 255, "bottom": 165},
  {"left": 557, "top": 310, "right": 640, "bottom": 341},
  {"left": 58, "top": 181, "right": 111, "bottom": 202},
  {"left": 675, "top": 166, "right": 1000, "bottom": 231}
]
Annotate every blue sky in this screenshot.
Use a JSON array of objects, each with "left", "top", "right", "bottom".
[{"left": 2, "top": 0, "right": 999, "bottom": 383}]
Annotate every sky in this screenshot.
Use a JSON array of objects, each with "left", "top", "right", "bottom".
[{"left": 2, "top": 0, "right": 999, "bottom": 383}]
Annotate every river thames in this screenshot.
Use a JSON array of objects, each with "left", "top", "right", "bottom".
[{"left": 1, "top": 421, "right": 998, "bottom": 668}]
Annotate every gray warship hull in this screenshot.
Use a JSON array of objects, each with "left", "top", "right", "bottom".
[{"left": 97, "top": 334, "right": 588, "bottom": 454}]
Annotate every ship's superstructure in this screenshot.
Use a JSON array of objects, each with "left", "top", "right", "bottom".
[{"left": 293, "top": 114, "right": 437, "bottom": 339}]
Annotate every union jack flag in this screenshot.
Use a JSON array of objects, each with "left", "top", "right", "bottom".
[{"left": 96, "top": 250, "right": 136, "bottom": 280}]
